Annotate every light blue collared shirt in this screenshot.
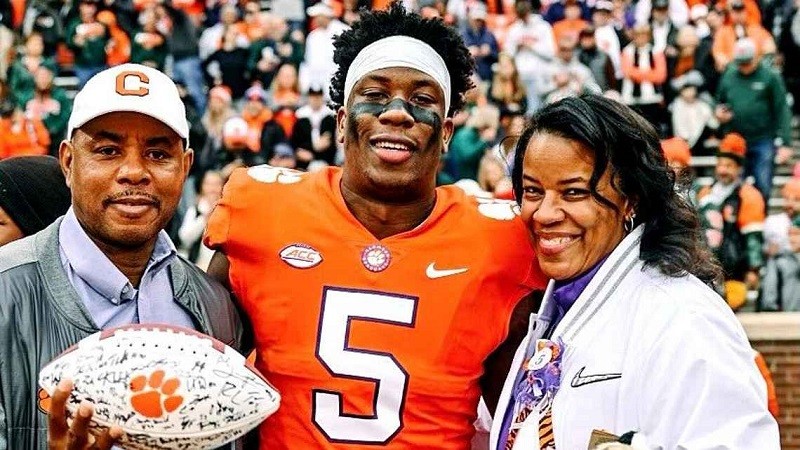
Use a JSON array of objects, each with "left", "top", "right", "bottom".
[{"left": 58, "top": 208, "right": 196, "bottom": 330}]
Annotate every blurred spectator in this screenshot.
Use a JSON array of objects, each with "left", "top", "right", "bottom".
[
  {"left": 505, "top": 0, "right": 556, "bottom": 113},
  {"left": 611, "top": 0, "right": 637, "bottom": 33},
  {"left": 649, "top": 0, "right": 679, "bottom": 53},
  {"left": 0, "top": 155, "right": 70, "bottom": 247},
  {"left": 178, "top": 170, "right": 223, "bottom": 270},
  {"left": 705, "top": 4, "right": 726, "bottom": 38},
  {"left": 162, "top": 1, "right": 205, "bottom": 113},
  {"left": 552, "top": 0, "right": 589, "bottom": 42},
  {"left": 241, "top": 85, "right": 276, "bottom": 151},
  {"left": 21, "top": 0, "right": 63, "bottom": 58},
  {"left": 269, "top": 15, "right": 305, "bottom": 69},
  {"left": 301, "top": 1, "right": 348, "bottom": 95},
  {"left": 0, "top": 100, "right": 50, "bottom": 158},
  {"left": 130, "top": 6, "right": 168, "bottom": 70},
  {"left": 197, "top": 85, "right": 234, "bottom": 173},
  {"left": 717, "top": 0, "right": 762, "bottom": 26},
  {"left": 270, "top": 0, "right": 307, "bottom": 31},
  {"left": 666, "top": 25, "right": 716, "bottom": 97},
  {"left": 96, "top": 10, "right": 132, "bottom": 66},
  {"left": 577, "top": 25, "right": 618, "bottom": 92},
  {"left": 248, "top": 31, "right": 282, "bottom": 88},
  {"left": 198, "top": 4, "right": 247, "bottom": 61},
  {"left": 292, "top": 84, "right": 336, "bottom": 168},
  {"left": 23, "top": 65, "right": 70, "bottom": 156},
  {"left": 270, "top": 63, "right": 302, "bottom": 108},
  {"left": 270, "top": 142, "right": 297, "bottom": 168},
  {"left": 545, "top": 0, "right": 592, "bottom": 24},
  {"left": 620, "top": 24, "right": 668, "bottom": 134},
  {"left": 448, "top": 105, "right": 500, "bottom": 181},
  {"left": 461, "top": 3, "right": 499, "bottom": 83},
  {"left": 539, "top": 35, "right": 600, "bottom": 102},
  {"left": 66, "top": 0, "right": 109, "bottom": 87},
  {"left": 697, "top": 133, "right": 765, "bottom": 310},
  {"left": 0, "top": 19, "right": 11, "bottom": 81},
  {"left": 177, "top": 81, "right": 207, "bottom": 166},
  {"left": 712, "top": 0, "right": 776, "bottom": 72},
  {"left": 249, "top": 88, "right": 289, "bottom": 163},
  {"left": 777, "top": 0, "right": 800, "bottom": 115},
  {"left": 273, "top": 105, "right": 298, "bottom": 142},
  {"left": 761, "top": 178, "right": 800, "bottom": 311},
  {"left": 240, "top": 0, "right": 265, "bottom": 42},
  {"left": 635, "top": 0, "right": 689, "bottom": 29},
  {"left": 249, "top": 14, "right": 305, "bottom": 88},
  {"left": 670, "top": 70, "right": 717, "bottom": 155},
  {"left": 489, "top": 52, "right": 528, "bottom": 117},
  {"left": 341, "top": 0, "right": 368, "bottom": 26},
  {"left": 477, "top": 152, "right": 513, "bottom": 199},
  {"left": 661, "top": 136, "right": 698, "bottom": 204},
  {"left": 220, "top": 115, "right": 254, "bottom": 176},
  {"left": 689, "top": 3, "right": 711, "bottom": 39},
  {"left": 715, "top": 37, "right": 793, "bottom": 201},
  {"left": 592, "top": 0, "right": 622, "bottom": 81},
  {"left": 7, "top": 32, "right": 57, "bottom": 108},
  {"left": 206, "top": 27, "right": 250, "bottom": 99},
  {"left": 497, "top": 109, "right": 527, "bottom": 143}
]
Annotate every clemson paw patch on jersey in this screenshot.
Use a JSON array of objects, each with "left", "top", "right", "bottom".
[
  {"left": 247, "top": 165, "right": 304, "bottom": 184},
  {"left": 475, "top": 198, "right": 521, "bottom": 221}
]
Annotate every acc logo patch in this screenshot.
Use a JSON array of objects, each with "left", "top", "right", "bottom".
[
  {"left": 476, "top": 198, "right": 520, "bottom": 220},
  {"left": 280, "top": 244, "right": 323, "bottom": 269},
  {"left": 248, "top": 165, "right": 303, "bottom": 184}
]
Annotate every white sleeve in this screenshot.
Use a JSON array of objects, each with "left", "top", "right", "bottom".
[
  {"left": 178, "top": 205, "right": 207, "bottom": 250},
  {"left": 669, "top": 0, "right": 689, "bottom": 28},
  {"left": 635, "top": 307, "right": 780, "bottom": 449}
]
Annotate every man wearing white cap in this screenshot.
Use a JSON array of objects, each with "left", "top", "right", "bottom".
[
  {"left": 0, "top": 64, "right": 245, "bottom": 450},
  {"left": 301, "top": 1, "right": 349, "bottom": 95},
  {"left": 204, "top": 4, "right": 547, "bottom": 449}
]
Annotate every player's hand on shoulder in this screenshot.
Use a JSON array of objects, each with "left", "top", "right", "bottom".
[{"left": 48, "top": 379, "right": 123, "bottom": 450}]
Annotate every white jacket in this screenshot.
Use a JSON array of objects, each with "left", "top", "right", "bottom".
[{"left": 489, "top": 226, "right": 780, "bottom": 450}]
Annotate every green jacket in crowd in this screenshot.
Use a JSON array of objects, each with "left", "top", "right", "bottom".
[
  {"left": 6, "top": 57, "right": 58, "bottom": 107},
  {"left": 65, "top": 19, "right": 109, "bottom": 68},
  {"left": 716, "top": 62, "right": 792, "bottom": 146}
]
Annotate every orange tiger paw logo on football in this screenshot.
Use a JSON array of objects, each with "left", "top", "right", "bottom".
[
  {"left": 129, "top": 370, "right": 183, "bottom": 418},
  {"left": 37, "top": 388, "right": 52, "bottom": 414}
]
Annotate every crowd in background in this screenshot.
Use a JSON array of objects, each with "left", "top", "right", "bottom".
[{"left": 0, "top": 0, "right": 798, "bottom": 310}]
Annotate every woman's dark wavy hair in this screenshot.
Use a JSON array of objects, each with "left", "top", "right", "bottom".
[
  {"left": 511, "top": 95, "right": 722, "bottom": 285},
  {"left": 329, "top": 1, "right": 474, "bottom": 117}
]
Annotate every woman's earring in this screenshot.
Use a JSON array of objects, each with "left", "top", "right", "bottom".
[{"left": 624, "top": 213, "right": 637, "bottom": 232}]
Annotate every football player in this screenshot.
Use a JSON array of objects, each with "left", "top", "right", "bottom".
[{"left": 204, "top": 4, "right": 546, "bottom": 449}]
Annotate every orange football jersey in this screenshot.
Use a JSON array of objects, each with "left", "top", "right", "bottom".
[{"left": 204, "top": 166, "right": 545, "bottom": 450}]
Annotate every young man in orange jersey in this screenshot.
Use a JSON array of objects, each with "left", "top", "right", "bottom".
[{"left": 204, "top": 4, "right": 546, "bottom": 449}]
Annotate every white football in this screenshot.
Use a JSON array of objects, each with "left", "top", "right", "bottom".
[{"left": 39, "top": 324, "right": 280, "bottom": 450}]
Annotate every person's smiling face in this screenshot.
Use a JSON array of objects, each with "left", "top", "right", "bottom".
[
  {"left": 519, "top": 133, "right": 630, "bottom": 280},
  {"left": 337, "top": 67, "right": 453, "bottom": 201}
]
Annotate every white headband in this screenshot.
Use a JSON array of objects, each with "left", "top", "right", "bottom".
[{"left": 343, "top": 35, "right": 452, "bottom": 114}]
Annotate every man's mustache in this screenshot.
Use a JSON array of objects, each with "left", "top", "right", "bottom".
[{"left": 102, "top": 190, "right": 161, "bottom": 208}]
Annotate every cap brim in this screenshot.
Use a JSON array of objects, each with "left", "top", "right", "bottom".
[{"left": 68, "top": 105, "right": 189, "bottom": 147}]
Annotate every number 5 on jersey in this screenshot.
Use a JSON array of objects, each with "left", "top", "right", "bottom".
[{"left": 313, "top": 287, "right": 418, "bottom": 444}]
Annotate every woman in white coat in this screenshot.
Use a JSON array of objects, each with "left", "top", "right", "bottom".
[{"left": 491, "top": 95, "right": 780, "bottom": 450}]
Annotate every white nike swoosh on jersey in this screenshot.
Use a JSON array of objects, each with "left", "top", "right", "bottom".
[
  {"left": 570, "top": 366, "right": 622, "bottom": 388},
  {"left": 426, "top": 263, "right": 469, "bottom": 279}
]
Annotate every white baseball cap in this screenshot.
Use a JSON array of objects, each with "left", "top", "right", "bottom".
[{"left": 67, "top": 63, "right": 190, "bottom": 147}]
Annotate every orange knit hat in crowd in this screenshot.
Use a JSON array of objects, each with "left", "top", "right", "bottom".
[
  {"left": 661, "top": 137, "right": 692, "bottom": 166},
  {"left": 717, "top": 133, "right": 747, "bottom": 163}
]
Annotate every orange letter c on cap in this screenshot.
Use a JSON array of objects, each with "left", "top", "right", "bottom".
[{"left": 115, "top": 71, "right": 150, "bottom": 97}]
